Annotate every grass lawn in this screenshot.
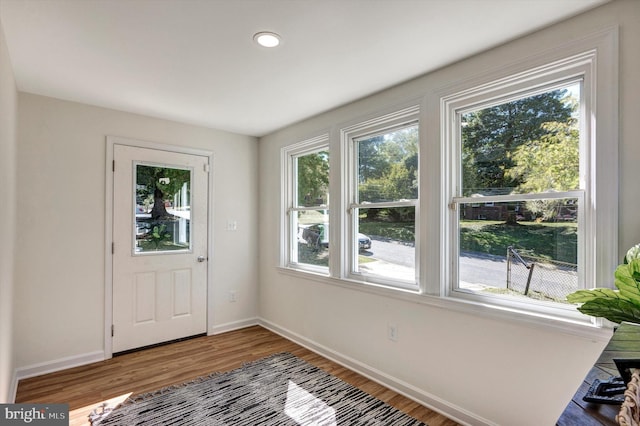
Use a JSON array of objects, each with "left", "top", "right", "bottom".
[
  {"left": 358, "top": 221, "right": 414, "bottom": 242},
  {"left": 359, "top": 218, "right": 577, "bottom": 264},
  {"left": 137, "top": 240, "right": 189, "bottom": 252},
  {"left": 295, "top": 243, "right": 374, "bottom": 267},
  {"left": 460, "top": 220, "right": 577, "bottom": 263},
  {"left": 299, "top": 213, "right": 577, "bottom": 265}
]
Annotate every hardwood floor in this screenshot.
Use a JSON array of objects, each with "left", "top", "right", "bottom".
[{"left": 15, "top": 325, "right": 459, "bottom": 425}]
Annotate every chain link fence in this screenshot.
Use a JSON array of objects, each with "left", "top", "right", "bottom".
[{"left": 506, "top": 246, "right": 578, "bottom": 302}]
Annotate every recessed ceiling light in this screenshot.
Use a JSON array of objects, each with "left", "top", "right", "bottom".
[{"left": 253, "top": 32, "right": 281, "bottom": 48}]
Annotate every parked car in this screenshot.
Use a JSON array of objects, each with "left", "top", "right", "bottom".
[
  {"left": 358, "top": 233, "right": 372, "bottom": 250},
  {"left": 299, "top": 223, "right": 371, "bottom": 251}
]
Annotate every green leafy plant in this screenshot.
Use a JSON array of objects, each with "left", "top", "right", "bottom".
[
  {"left": 148, "top": 224, "right": 171, "bottom": 249},
  {"left": 566, "top": 243, "right": 640, "bottom": 323}
]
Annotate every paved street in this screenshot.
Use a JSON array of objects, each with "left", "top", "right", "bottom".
[
  {"left": 363, "top": 239, "right": 509, "bottom": 286},
  {"left": 361, "top": 239, "right": 577, "bottom": 299}
]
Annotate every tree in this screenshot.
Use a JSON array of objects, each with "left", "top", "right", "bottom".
[
  {"left": 297, "top": 151, "right": 329, "bottom": 206},
  {"left": 507, "top": 121, "right": 579, "bottom": 193},
  {"left": 506, "top": 120, "right": 579, "bottom": 220},
  {"left": 354, "top": 126, "right": 418, "bottom": 223},
  {"left": 136, "top": 166, "right": 190, "bottom": 219},
  {"left": 461, "top": 89, "right": 574, "bottom": 195},
  {"left": 358, "top": 126, "right": 418, "bottom": 203}
]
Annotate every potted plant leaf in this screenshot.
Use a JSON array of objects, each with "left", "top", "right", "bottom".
[{"left": 567, "top": 244, "right": 640, "bottom": 324}]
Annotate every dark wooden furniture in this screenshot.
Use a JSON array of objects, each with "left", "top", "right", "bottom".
[{"left": 557, "top": 322, "right": 640, "bottom": 425}]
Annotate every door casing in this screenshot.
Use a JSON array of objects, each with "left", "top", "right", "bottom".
[{"left": 104, "top": 136, "right": 214, "bottom": 359}]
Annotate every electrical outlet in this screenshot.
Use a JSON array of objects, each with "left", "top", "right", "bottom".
[
  {"left": 229, "top": 291, "right": 237, "bottom": 302},
  {"left": 388, "top": 324, "right": 398, "bottom": 342},
  {"left": 227, "top": 220, "right": 237, "bottom": 231}
]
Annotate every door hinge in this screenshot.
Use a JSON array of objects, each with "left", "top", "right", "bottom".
[
  {"left": 112, "top": 160, "right": 115, "bottom": 172},
  {"left": 204, "top": 163, "right": 210, "bottom": 173},
  {"left": 111, "top": 324, "right": 114, "bottom": 337},
  {"left": 112, "top": 242, "right": 114, "bottom": 254}
]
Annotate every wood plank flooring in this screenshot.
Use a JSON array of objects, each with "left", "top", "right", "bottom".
[{"left": 15, "top": 325, "right": 459, "bottom": 426}]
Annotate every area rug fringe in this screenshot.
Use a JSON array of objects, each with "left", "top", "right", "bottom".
[
  {"left": 89, "top": 352, "right": 293, "bottom": 424},
  {"left": 126, "top": 372, "right": 224, "bottom": 404},
  {"left": 89, "top": 352, "right": 427, "bottom": 426}
]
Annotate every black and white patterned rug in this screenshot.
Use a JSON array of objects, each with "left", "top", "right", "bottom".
[{"left": 90, "top": 352, "right": 427, "bottom": 425}]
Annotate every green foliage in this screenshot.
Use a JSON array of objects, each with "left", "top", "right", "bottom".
[
  {"left": 358, "top": 220, "right": 415, "bottom": 243},
  {"left": 148, "top": 224, "right": 171, "bottom": 248},
  {"left": 563, "top": 288, "right": 621, "bottom": 303},
  {"left": 358, "top": 217, "right": 578, "bottom": 261},
  {"left": 358, "top": 135, "right": 388, "bottom": 182},
  {"left": 567, "top": 244, "right": 640, "bottom": 324},
  {"left": 357, "top": 125, "right": 418, "bottom": 204},
  {"left": 507, "top": 121, "right": 579, "bottom": 193},
  {"left": 359, "top": 160, "right": 416, "bottom": 202},
  {"left": 358, "top": 217, "right": 577, "bottom": 260},
  {"left": 459, "top": 220, "right": 577, "bottom": 263},
  {"left": 136, "top": 165, "right": 190, "bottom": 206},
  {"left": 460, "top": 227, "right": 505, "bottom": 253},
  {"left": 461, "top": 89, "right": 574, "bottom": 195},
  {"left": 297, "top": 151, "right": 329, "bottom": 206},
  {"left": 506, "top": 121, "right": 579, "bottom": 220},
  {"left": 572, "top": 297, "right": 640, "bottom": 324},
  {"left": 296, "top": 242, "right": 329, "bottom": 267}
]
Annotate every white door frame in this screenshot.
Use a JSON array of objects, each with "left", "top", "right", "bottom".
[{"left": 104, "top": 135, "right": 214, "bottom": 359}]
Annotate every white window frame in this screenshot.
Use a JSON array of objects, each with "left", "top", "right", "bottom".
[
  {"left": 437, "top": 31, "right": 618, "bottom": 324},
  {"left": 341, "top": 106, "right": 421, "bottom": 290},
  {"left": 277, "top": 29, "right": 617, "bottom": 335},
  {"left": 281, "top": 134, "right": 330, "bottom": 274}
]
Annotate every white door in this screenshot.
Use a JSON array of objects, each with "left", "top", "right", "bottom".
[{"left": 112, "top": 144, "right": 209, "bottom": 353}]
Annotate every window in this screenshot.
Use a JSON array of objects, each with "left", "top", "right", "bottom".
[
  {"left": 343, "top": 107, "right": 420, "bottom": 290},
  {"left": 455, "top": 83, "right": 582, "bottom": 302},
  {"left": 441, "top": 46, "right": 617, "bottom": 322},
  {"left": 280, "top": 29, "right": 617, "bottom": 330},
  {"left": 282, "top": 135, "right": 330, "bottom": 273},
  {"left": 281, "top": 107, "right": 421, "bottom": 290},
  {"left": 135, "top": 164, "right": 191, "bottom": 253}
]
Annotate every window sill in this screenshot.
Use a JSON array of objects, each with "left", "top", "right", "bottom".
[{"left": 276, "top": 266, "right": 613, "bottom": 343}]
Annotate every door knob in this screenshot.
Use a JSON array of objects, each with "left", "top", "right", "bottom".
[{"left": 197, "top": 256, "right": 206, "bottom": 262}]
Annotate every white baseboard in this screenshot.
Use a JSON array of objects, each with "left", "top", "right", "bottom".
[
  {"left": 8, "top": 369, "right": 18, "bottom": 403},
  {"left": 10, "top": 321, "right": 491, "bottom": 425},
  {"left": 209, "top": 317, "right": 259, "bottom": 335},
  {"left": 258, "top": 318, "right": 495, "bottom": 426},
  {"left": 14, "top": 351, "right": 105, "bottom": 382},
  {"left": 13, "top": 318, "right": 260, "bottom": 387}
]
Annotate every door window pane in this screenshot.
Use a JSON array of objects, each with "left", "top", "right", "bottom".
[{"left": 135, "top": 164, "right": 192, "bottom": 253}]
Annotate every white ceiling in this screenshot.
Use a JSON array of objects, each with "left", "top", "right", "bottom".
[{"left": 0, "top": 0, "right": 609, "bottom": 137}]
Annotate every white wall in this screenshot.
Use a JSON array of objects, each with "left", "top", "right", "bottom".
[
  {"left": 258, "top": 1, "right": 640, "bottom": 425},
  {"left": 0, "top": 16, "right": 17, "bottom": 403},
  {"left": 14, "top": 94, "right": 259, "bottom": 369}
]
